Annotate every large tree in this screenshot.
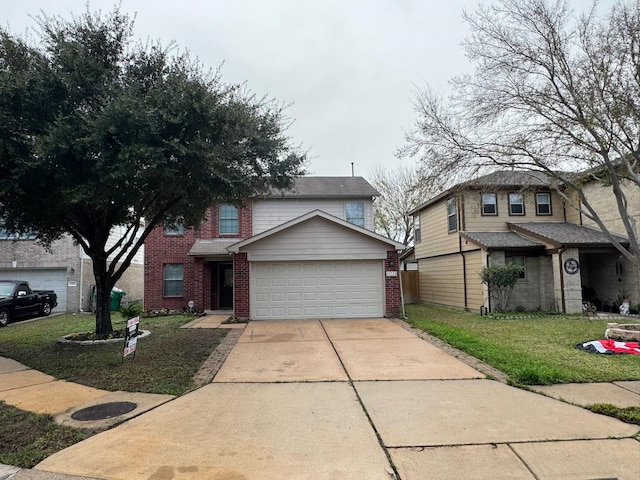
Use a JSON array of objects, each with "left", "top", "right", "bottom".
[
  {"left": 0, "top": 8, "right": 305, "bottom": 334},
  {"left": 368, "top": 164, "right": 438, "bottom": 245},
  {"left": 403, "top": 0, "right": 640, "bottom": 275}
]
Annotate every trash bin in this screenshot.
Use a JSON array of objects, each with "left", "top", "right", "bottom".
[{"left": 110, "top": 289, "right": 126, "bottom": 311}]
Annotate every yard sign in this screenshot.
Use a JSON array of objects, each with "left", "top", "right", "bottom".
[{"left": 123, "top": 316, "right": 140, "bottom": 359}]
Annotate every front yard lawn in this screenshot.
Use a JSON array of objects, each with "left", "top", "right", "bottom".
[
  {"left": 0, "top": 313, "right": 228, "bottom": 468},
  {"left": 406, "top": 303, "right": 640, "bottom": 385},
  {"left": 0, "top": 313, "right": 228, "bottom": 395}
]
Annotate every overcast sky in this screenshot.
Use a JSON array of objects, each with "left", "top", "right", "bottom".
[{"left": 2, "top": 1, "right": 602, "bottom": 178}]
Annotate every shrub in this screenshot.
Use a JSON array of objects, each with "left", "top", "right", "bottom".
[
  {"left": 120, "top": 302, "right": 143, "bottom": 319},
  {"left": 479, "top": 264, "right": 524, "bottom": 313}
]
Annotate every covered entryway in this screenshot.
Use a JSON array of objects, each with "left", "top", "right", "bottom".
[
  {"left": 251, "top": 260, "right": 384, "bottom": 320},
  {"left": 0, "top": 268, "right": 67, "bottom": 311}
]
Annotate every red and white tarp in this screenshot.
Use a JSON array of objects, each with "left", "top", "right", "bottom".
[{"left": 575, "top": 339, "right": 640, "bottom": 355}]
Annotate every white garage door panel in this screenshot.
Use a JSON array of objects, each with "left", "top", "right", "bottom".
[
  {"left": 251, "top": 261, "right": 384, "bottom": 320},
  {"left": 0, "top": 269, "right": 67, "bottom": 312}
]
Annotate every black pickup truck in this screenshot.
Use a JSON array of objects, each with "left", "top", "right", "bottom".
[{"left": 0, "top": 280, "right": 58, "bottom": 327}]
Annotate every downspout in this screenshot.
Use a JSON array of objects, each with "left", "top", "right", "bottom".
[
  {"left": 486, "top": 252, "right": 492, "bottom": 313},
  {"left": 79, "top": 243, "right": 85, "bottom": 312},
  {"left": 459, "top": 195, "right": 468, "bottom": 309}
]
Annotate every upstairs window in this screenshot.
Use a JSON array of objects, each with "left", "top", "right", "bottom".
[
  {"left": 447, "top": 199, "right": 457, "bottom": 232},
  {"left": 481, "top": 193, "right": 497, "bottom": 215},
  {"left": 163, "top": 264, "right": 184, "bottom": 296},
  {"left": 346, "top": 201, "right": 365, "bottom": 227},
  {"left": 219, "top": 204, "right": 239, "bottom": 235},
  {"left": 536, "top": 192, "right": 552, "bottom": 215},
  {"left": 508, "top": 193, "right": 525, "bottom": 215},
  {"left": 413, "top": 216, "right": 421, "bottom": 243},
  {"left": 164, "top": 220, "right": 184, "bottom": 236}
]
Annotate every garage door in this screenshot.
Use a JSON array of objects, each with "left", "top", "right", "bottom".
[
  {"left": 251, "top": 261, "right": 384, "bottom": 320},
  {"left": 0, "top": 269, "right": 67, "bottom": 312}
]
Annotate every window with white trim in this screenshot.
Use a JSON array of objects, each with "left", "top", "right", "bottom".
[
  {"left": 413, "top": 215, "right": 421, "bottom": 243},
  {"left": 446, "top": 199, "right": 457, "bottom": 232},
  {"left": 163, "top": 264, "right": 184, "bottom": 296},
  {"left": 536, "top": 192, "right": 551, "bottom": 215},
  {"left": 481, "top": 193, "right": 497, "bottom": 215},
  {"left": 508, "top": 193, "right": 524, "bottom": 215},
  {"left": 219, "top": 204, "right": 239, "bottom": 235},
  {"left": 346, "top": 201, "right": 365, "bottom": 227}
]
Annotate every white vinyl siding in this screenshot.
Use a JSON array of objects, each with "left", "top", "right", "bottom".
[
  {"left": 251, "top": 260, "right": 384, "bottom": 320},
  {"left": 0, "top": 269, "right": 67, "bottom": 312},
  {"left": 252, "top": 199, "right": 374, "bottom": 234},
  {"left": 241, "top": 217, "right": 390, "bottom": 262}
]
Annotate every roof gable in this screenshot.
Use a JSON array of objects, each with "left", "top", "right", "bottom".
[{"left": 228, "top": 209, "right": 404, "bottom": 253}]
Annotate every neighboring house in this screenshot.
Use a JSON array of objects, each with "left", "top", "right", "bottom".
[
  {"left": 409, "top": 171, "right": 633, "bottom": 314},
  {"left": 144, "top": 177, "right": 405, "bottom": 320},
  {"left": 0, "top": 227, "right": 144, "bottom": 313}
]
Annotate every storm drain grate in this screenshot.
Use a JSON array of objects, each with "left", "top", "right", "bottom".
[{"left": 71, "top": 401, "right": 138, "bottom": 421}]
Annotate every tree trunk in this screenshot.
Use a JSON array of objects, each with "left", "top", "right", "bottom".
[{"left": 93, "top": 256, "right": 114, "bottom": 335}]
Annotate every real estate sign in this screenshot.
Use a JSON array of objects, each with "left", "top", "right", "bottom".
[{"left": 123, "top": 316, "right": 140, "bottom": 358}]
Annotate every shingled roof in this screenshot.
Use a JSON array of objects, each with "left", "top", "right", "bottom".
[
  {"left": 508, "top": 222, "right": 629, "bottom": 248},
  {"left": 409, "top": 170, "right": 561, "bottom": 214},
  {"left": 460, "top": 231, "right": 545, "bottom": 250},
  {"left": 261, "top": 176, "right": 379, "bottom": 199}
]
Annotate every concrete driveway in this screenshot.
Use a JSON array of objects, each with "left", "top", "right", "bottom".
[{"left": 36, "top": 318, "right": 640, "bottom": 480}]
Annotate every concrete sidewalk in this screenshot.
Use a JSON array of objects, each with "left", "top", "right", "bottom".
[{"left": 17, "top": 318, "right": 639, "bottom": 480}]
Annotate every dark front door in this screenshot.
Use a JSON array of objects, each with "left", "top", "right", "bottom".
[{"left": 219, "top": 264, "right": 233, "bottom": 309}]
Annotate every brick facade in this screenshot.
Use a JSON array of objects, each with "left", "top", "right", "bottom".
[
  {"left": 385, "top": 250, "right": 401, "bottom": 318},
  {"left": 233, "top": 252, "right": 250, "bottom": 318},
  {"left": 144, "top": 205, "right": 252, "bottom": 312}
]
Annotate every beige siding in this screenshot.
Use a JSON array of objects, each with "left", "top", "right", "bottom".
[
  {"left": 414, "top": 197, "right": 460, "bottom": 259},
  {"left": 418, "top": 254, "right": 465, "bottom": 308},
  {"left": 464, "top": 249, "right": 486, "bottom": 311},
  {"left": 563, "top": 190, "right": 582, "bottom": 225},
  {"left": 253, "top": 198, "right": 374, "bottom": 234},
  {"left": 580, "top": 180, "right": 640, "bottom": 240},
  {"left": 241, "top": 217, "right": 390, "bottom": 261},
  {"left": 462, "top": 190, "right": 565, "bottom": 232}
]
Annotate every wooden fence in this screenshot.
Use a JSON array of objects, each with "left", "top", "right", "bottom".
[{"left": 401, "top": 271, "right": 419, "bottom": 304}]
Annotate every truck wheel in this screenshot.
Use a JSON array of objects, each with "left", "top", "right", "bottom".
[
  {"left": 41, "top": 302, "right": 52, "bottom": 316},
  {"left": 0, "top": 309, "right": 9, "bottom": 327}
]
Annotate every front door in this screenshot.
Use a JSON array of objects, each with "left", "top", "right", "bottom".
[{"left": 219, "top": 264, "right": 233, "bottom": 309}]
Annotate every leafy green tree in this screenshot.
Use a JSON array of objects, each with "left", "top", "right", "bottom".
[
  {"left": 0, "top": 8, "right": 305, "bottom": 334},
  {"left": 479, "top": 264, "right": 524, "bottom": 313}
]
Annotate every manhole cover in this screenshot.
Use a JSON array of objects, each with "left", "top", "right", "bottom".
[{"left": 71, "top": 401, "right": 137, "bottom": 421}]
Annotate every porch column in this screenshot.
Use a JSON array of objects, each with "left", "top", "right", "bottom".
[{"left": 552, "top": 248, "right": 582, "bottom": 314}]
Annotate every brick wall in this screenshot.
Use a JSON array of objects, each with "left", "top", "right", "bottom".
[
  {"left": 144, "top": 205, "right": 252, "bottom": 313},
  {"left": 233, "top": 252, "right": 250, "bottom": 318},
  {"left": 385, "top": 250, "right": 400, "bottom": 318}
]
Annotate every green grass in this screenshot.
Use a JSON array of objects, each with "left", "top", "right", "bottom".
[
  {"left": 0, "top": 313, "right": 228, "bottom": 395},
  {"left": 0, "top": 402, "right": 91, "bottom": 468},
  {"left": 0, "top": 312, "right": 229, "bottom": 468},
  {"left": 406, "top": 303, "right": 640, "bottom": 385},
  {"left": 587, "top": 404, "right": 640, "bottom": 425}
]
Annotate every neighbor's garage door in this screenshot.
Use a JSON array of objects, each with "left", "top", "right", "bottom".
[
  {"left": 251, "top": 261, "right": 384, "bottom": 320},
  {"left": 0, "top": 269, "right": 67, "bottom": 312}
]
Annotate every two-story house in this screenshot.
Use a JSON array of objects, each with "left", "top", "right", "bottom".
[
  {"left": 0, "top": 227, "right": 144, "bottom": 313},
  {"left": 410, "top": 171, "right": 632, "bottom": 314},
  {"left": 144, "top": 177, "right": 405, "bottom": 320}
]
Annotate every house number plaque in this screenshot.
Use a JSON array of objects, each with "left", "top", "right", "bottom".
[{"left": 564, "top": 258, "right": 579, "bottom": 274}]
